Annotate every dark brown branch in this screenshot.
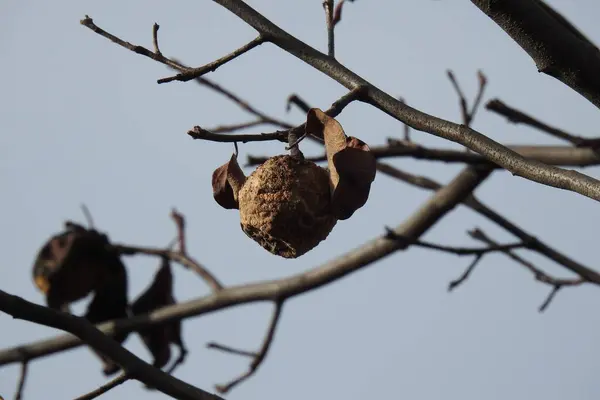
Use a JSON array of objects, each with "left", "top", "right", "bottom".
[
  {"left": 152, "top": 23, "right": 161, "bottom": 56},
  {"left": 384, "top": 228, "right": 525, "bottom": 255},
  {"left": 206, "top": 343, "right": 257, "bottom": 358},
  {"left": 447, "top": 70, "right": 470, "bottom": 125},
  {"left": 469, "top": 228, "right": 586, "bottom": 311},
  {"left": 188, "top": 75, "right": 293, "bottom": 130},
  {"left": 74, "top": 373, "right": 130, "bottom": 400},
  {"left": 373, "top": 162, "right": 600, "bottom": 285},
  {"left": 81, "top": 16, "right": 293, "bottom": 134},
  {"left": 486, "top": 99, "right": 600, "bottom": 147},
  {"left": 205, "top": 1, "right": 600, "bottom": 203},
  {"left": 286, "top": 94, "right": 312, "bottom": 114},
  {"left": 206, "top": 120, "right": 267, "bottom": 134},
  {"left": 323, "top": 0, "right": 335, "bottom": 57},
  {"left": 0, "top": 164, "right": 493, "bottom": 367},
  {"left": 188, "top": 126, "right": 287, "bottom": 143},
  {"left": 0, "top": 290, "right": 223, "bottom": 400},
  {"left": 14, "top": 357, "right": 28, "bottom": 400},
  {"left": 471, "top": 0, "right": 600, "bottom": 109},
  {"left": 249, "top": 142, "right": 600, "bottom": 168},
  {"left": 214, "top": 301, "right": 284, "bottom": 394},
  {"left": 158, "top": 36, "right": 267, "bottom": 84},
  {"left": 114, "top": 244, "right": 222, "bottom": 292},
  {"left": 448, "top": 255, "right": 484, "bottom": 292}
]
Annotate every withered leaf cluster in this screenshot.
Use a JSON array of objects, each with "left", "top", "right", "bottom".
[
  {"left": 32, "top": 223, "right": 186, "bottom": 378},
  {"left": 212, "top": 108, "right": 376, "bottom": 258}
]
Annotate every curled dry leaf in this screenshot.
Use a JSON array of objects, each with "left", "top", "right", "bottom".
[
  {"left": 131, "top": 257, "right": 187, "bottom": 377},
  {"left": 306, "top": 108, "right": 376, "bottom": 220},
  {"left": 212, "top": 153, "right": 247, "bottom": 210},
  {"left": 31, "top": 222, "right": 130, "bottom": 374}
]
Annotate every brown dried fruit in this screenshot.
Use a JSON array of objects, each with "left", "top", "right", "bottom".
[
  {"left": 131, "top": 258, "right": 187, "bottom": 373},
  {"left": 212, "top": 153, "right": 247, "bottom": 210},
  {"left": 306, "top": 108, "right": 376, "bottom": 220},
  {"left": 238, "top": 155, "right": 338, "bottom": 258}
]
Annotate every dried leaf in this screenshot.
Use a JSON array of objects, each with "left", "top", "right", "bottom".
[
  {"left": 305, "top": 108, "right": 376, "bottom": 220},
  {"left": 32, "top": 222, "right": 130, "bottom": 375},
  {"left": 32, "top": 223, "right": 118, "bottom": 310},
  {"left": 212, "top": 153, "right": 247, "bottom": 210},
  {"left": 84, "top": 262, "right": 129, "bottom": 376},
  {"left": 131, "top": 258, "right": 187, "bottom": 375}
]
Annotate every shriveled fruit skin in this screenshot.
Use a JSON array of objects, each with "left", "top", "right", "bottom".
[{"left": 238, "top": 155, "right": 337, "bottom": 258}]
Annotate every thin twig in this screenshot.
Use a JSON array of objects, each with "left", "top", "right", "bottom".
[
  {"left": 486, "top": 98, "right": 599, "bottom": 147},
  {"left": 323, "top": 0, "right": 335, "bottom": 57},
  {"left": 14, "top": 355, "right": 28, "bottom": 400},
  {"left": 468, "top": 228, "right": 586, "bottom": 311},
  {"left": 187, "top": 126, "right": 287, "bottom": 144},
  {"left": 158, "top": 36, "right": 267, "bottom": 84},
  {"left": 80, "top": 204, "right": 95, "bottom": 229},
  {"left": 447, "top": 70, "right": 469, "bottom": 125},
  {"left": 206, "top": 120, "right": 266, "bottom": 134},
  {"left": 74, "top": 374, "right": 130, "bottom": 400},
  {"left": 214, "top": 301, "right": 284, "bottom": 394},
  {"left": 286, "top": 94, "right": 312, "bottom": 113},
  {"left": 384, "top": 228, "right": 525, "bottom": 255},
  {"left": 206, "top": 343, "right": 257, "bottom": 358},
  {"left": 152, "top": 23, "right": 161, "bottom": 56},
  {"left": 448, "top": 255, "right": 483, "bottom": 292}
]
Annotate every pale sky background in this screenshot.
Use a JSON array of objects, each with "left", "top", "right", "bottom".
[{"left": 2, "top": 1, "right": 600, "bottom": 399}]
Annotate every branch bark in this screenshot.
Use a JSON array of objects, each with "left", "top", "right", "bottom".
[{"left": 471, "top": 0, "right": 600, "bottom": 109}]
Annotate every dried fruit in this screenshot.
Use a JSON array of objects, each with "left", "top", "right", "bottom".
[
  {"left": 211, "top": 109, "right": 375, "bottom": 258},
  {"left": 238, "top": 155, "right": 337, "bottom": 258}
]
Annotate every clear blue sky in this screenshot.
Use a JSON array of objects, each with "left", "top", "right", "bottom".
[{"left": 2, "top": 1, "right": 600, "bottom": 399}]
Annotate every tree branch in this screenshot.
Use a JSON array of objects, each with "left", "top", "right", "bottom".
[
  {"left": 0, "top": 164, "right": 492, "bottom": 367},
  {"left": 74, "top": 373, "right": 130, "bottom": 400},
  {"left": 211, "top": 301, "right": 284, "bottom": 394},
  {"left": 471, "top": 0, "right": 600, "bottom": 109},
  {"left": 486, "top": 99, "right": 600, "bottom": 147},
  {"left": 0, "top": 290, "right": 223, "bottom": 400},
  {"left": 158, "top": 36, "right": 267, "bottom": 84},
  {"left": 194, "top": 1, "right": 600, "bottom": 203}
]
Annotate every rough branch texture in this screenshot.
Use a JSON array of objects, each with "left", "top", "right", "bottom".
[{"left": 472, "top": 0, "right": 600, "bottom": 109}]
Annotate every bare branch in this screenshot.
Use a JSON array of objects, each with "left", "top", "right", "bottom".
[
  {"left": 187, "top": 126, "right": 287, "bottom": 143},
  {"left": 204, "top": 1, "right": 600, "bottom": 203},
  {"left": 152, "top": 23, "right": 161, "bottom": 56},
  {"left": 486, "top": 98, "right": 599, "bottom": 147},
  {"left": 471, "top": 0, "right": 600, "bottom": 109},
  {"left": 14, "top": 357, "right": 28, "bottom": 400},
  {"left": 384, "top": 228, "right": 525, "bottom": 255},
  {"left": 74, "top": 374, "right": 130, "bottom": 400},
  {"left": 206, "top": 343, "right": 257, "bottom": 358},
  {"left": 158, "top": 36, "right": 267, "bottom": 84},
  {"left": 249, "top": 142, "right": 600, "bottom": 168},
  {"left": 0, "top": 290, "right": 223, "bottom": 400},
  {"left": 214, "top": 301, "right": 284, "bottom": 394},
  {"left": 448, "top": 255, "right": 483, "bottom": 292},
  {"left": 0, "top": 164, "right": 493, "bottom": 367},
  {"left": 206, "top": 120, "right": 266, "bottom": 134},
  {"left": 469, "top": 228, "right": 586, "bottom": 311},
  {"left": 323, "top": 0, "right": 335, "bottom": 57}
]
